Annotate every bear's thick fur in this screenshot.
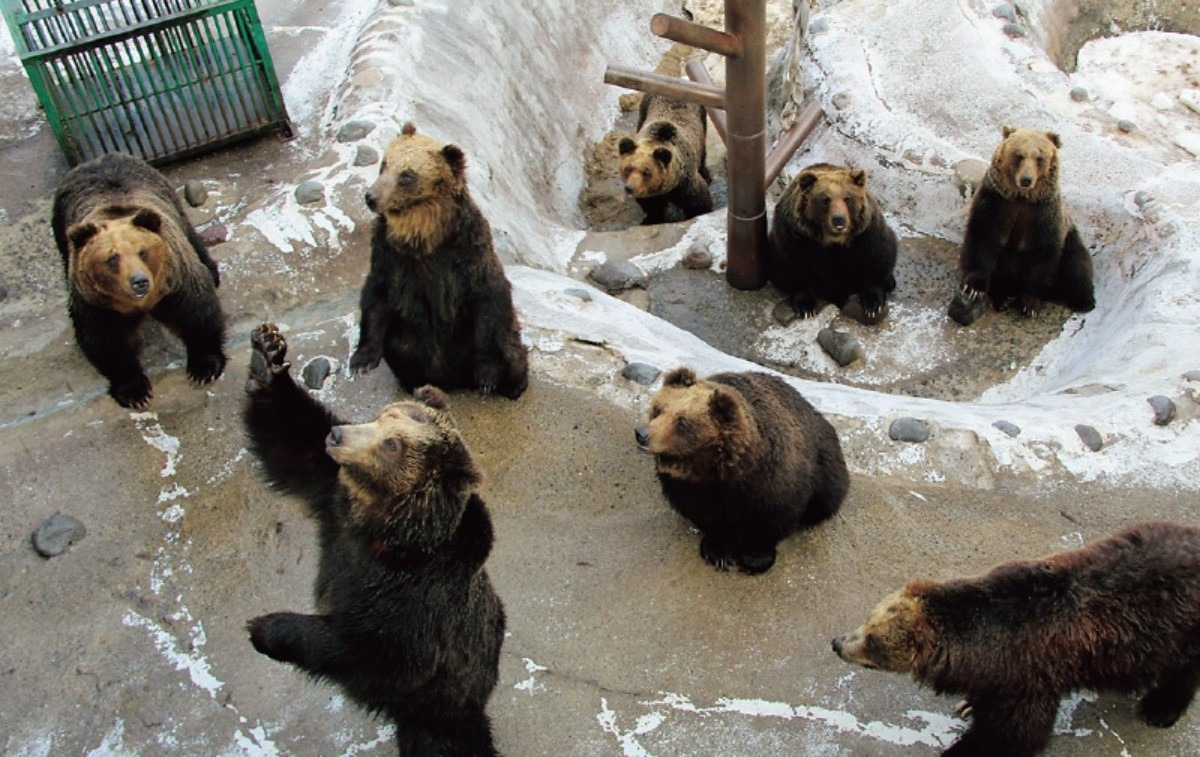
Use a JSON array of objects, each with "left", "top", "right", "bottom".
[
  {"left": 833, "top": 522, "right": 1200, "bottom": 756},
  {"left": 617, "top": 93, "right": 714, "bottom": 224},
  {"left": 351, "top": 122, "right": 528, "bottom": 399},
  {"left": 243, "top": 323, "right": 506, "bottom": 756},
  {"left": 52, "top": 152, "right": 226, "bottom": 408},
  {"left": 950, "top": 126, "right": 1096, "bottom": 325},
  {"left": 634, "top": 367, "right": 848, "bottom": 575},
  {"left": 767, "top": 163, "right": 898, "bottom": 323}
]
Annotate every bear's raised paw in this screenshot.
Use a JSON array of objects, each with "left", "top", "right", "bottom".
[{"left": 246, "top": 323, "right": 290, "bottom": 394}]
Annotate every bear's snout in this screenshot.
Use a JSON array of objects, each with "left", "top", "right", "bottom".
[
  {"left": 328, "top": 426, "right": 344, "bottom": 447},
  {"left": 634, "top": 426, "right": 650, "bottom": 451},
  {"left": 830, "top": 214, "right": 848, "bottom": 231},
  {"left": 831, "top": 636, "right": 843, "bottom": 655},
  {"left": 130, "top": 272, "right": 151, "bottom": 297},
  {"left": 1019, "top": 174, "right": 1035, "bottom": 189},
  {"left": 364, "top": 191, "right": 379, "bottom": 212}
]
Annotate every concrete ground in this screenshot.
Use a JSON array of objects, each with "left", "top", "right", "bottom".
[{"left": 2, "top": 1, "right": 1199, "bottom": 756}]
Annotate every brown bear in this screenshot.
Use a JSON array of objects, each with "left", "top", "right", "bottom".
[
  {"left": 833, "top": 522, "right": 1200, "bottom": 756},
  {"left": 767, "top": 163, "right": 899, "bottom": 323},
  {"left": 243, "top": 323, "right": 506, "bottom": 756},
  {"left": 52, "top": 152, "right": 226, "bottom": 408},
  {"left": 949, "top": 126, "right": 1096, "bottom": 326},
  {"left": 634, "top": 367, "right": 848, "bottom": 575},
  {"left": 351, "top": 122, "right": 528, "bottom": 399},
  {"left": 617, "top": 92, "right": 714, "bottom": 224}
]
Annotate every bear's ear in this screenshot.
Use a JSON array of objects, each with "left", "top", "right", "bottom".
[
  {"left": 402, "top": 122, "right": 418, "bottom": 136},
  {"left": 663, "top": 366, "right": 697, "bottom": 387},
  {"left": 797, "top": 171, "right": 819, "bottom": 191},
  {"left": 1001, "top": 124, "right": 1017, "bottom": 138},
  {"left": 414, "top": 385, "right": 450, "bottom": 410},
  {"left": 1046, "top": 131, "right": 1062, "bottom": 148},
  {"left": 708, "top": 386, "right": 743, "bottom": 426},
  {"left": 652, "top": 147, "right": 674, "bottom": 168},
  {"left": 618, "top": 136, "right": 637, "bottom": 156},
  {"left": 849, "top": 168, "right": 868, "bottom": 187},
  {"left": 649, "top": 122, "right": 678, "bottom": 142},
  {"left": 67, "top": 222, "right": 100, "bottom": 251},
  {"left": 902, "top": 579, "right": 935, "bottom": 597},
  {"left": 441, "top": 144, "right": 467, "bottom": 177},
  {"left": 131, "top": 208, "right": 162, "bottom": 234}
]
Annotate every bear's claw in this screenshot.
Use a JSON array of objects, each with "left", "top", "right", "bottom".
[
  {"left": 246, "top": 323, "right": 290, "bottom": 394},
  {"left": 111, "top": 375, "right": 153, "bottom": 409}
]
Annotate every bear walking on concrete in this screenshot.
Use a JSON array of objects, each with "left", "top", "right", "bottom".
[
  {"left": 244, "top": 323, "right": 506, "bottom": 756},
  {"left": 617, "top": 93, "right": 714, "bottom": 224},
  {"left": 52, "top": 152, "right": 226, "bottom": 408},
  {"left": 949, "top": 126, "right": 1096, "bottom": 326},
  {"left": 767, "top": 163, "right": 898, "bottom": 323},
  {"left": 833, "top": 522, "right": 1200, "bottom": 756},
  {"left": 351, "top": 123, "right": 528, "bottom": 399},
  {"left": 635, "top": 367, "right": 848, "bottom": 575}
]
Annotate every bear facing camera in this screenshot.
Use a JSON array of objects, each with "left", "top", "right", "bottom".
[
  {"left": 618, "top": 92, "right": 714, "bottom": 224},
  {"left": 635, "top": 367, "right": 848, "bottom": 575},
  {"left": 52, "top": 152, "right": 227, "bottom": 408},
  {"left": 352, "top": 122, "right": 528, "bottom": 399},
  {"left": 767, "top": 163, "right": 898, "bottom": 324},
  {"left": 949, "top": 126, "right": 1096, "bottom": 326},
  {"left": 243, "top": 323, "right": 506, "bottom": 755},
  {"left": 833, "top": 521, "right": 1200, "bottom": 756}
]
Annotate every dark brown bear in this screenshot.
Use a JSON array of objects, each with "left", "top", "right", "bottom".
[
  {"left": 949, "top": 126, "right": 1096, "bottom": 326},
  {"left": 617, "top": 93, "right": 714, "bottom": 224},
  {"left": 52, "top": 152, "right": 226, "bottom": 408},
  {"left": 634, "top": 367, "right": 848, "bottom": 575},
  {"left": 833, "top": 522, "right": 1200, "bottom": 756},
  {"left": 351, "top": 122, "right": 528, "bottom": 399},
  {"left": 243, "top": 323, "right": 506, "bottom": 756},
  {"left": 767, "top": 163, "right": 898, "bottom": 323}
]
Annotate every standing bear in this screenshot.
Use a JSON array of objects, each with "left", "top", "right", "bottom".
[
  {"left": 243, "top": 323, "right": 506, "bottom": 756},
  {"left": 833, "top": 522, "right": 1200, "bottom": 756},
  {"left": 52, "top": 152, "right": 227, "bottom": 408},
  {"left": 635, "top": 367, "right": 848, "bottom": 575},
  {"left": 617, "top": 92, "right": 714, "bottom": 224},
  {"left": 351, "top": 122, "right": 528, "bottom": 399},
  {"left": 949, "top": 126, "right": 1096, "bottom": 326},
  {"left": 767, "top": 163, "right": 898, "bottom": 323}
]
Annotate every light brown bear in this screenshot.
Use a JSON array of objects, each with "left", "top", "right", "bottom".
[
  {"left": 52, "top": 152, "right": 226, "bottom": 408},
  {"left": 833, "top": 522, "right": 1200, "bottom": 756},
  {"left": 949, "top": 126, "right": 1096, "bottom": 326},
  {"left": 617, "top": 93, "right": 714, "bottom": 224},
  {"left": 767, "top": 163, "right": 898, "bottom": 323},
  {"left": 634, "top": 368, "right": 848, "bottom": 574}
]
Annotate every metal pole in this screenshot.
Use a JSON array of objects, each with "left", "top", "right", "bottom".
[
  {"left": 603, "top": 65, "right": 726, "bottom": 110},
  {"left": 684, "top": 59, "right": 727, "bottom": 145},
  {"left": 763, "top": 100, "right": 823, "bottom": 188},
  {"left": 723, "top": 0, "right": 767, "bottom": 290}
]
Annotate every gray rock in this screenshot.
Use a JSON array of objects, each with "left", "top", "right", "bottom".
[
  {"left": 1002, "top": 22, "right": 1026, "bottom": 38},
  {"left": 183, "top": 180, "right": 208, "bottom": 207},
  {"left": 563, "top": 287, "right": 593, "bottom": 302},
  {"left": 992, "top": 3, "right": 1016, "bottom": 22},
  {"left": 817, "top": 328, "right": 864, "bottom": 367},
  {"left": 992, "top": 420, "right": 1021, "bottom": 437},
  {"left": 1148, "top": 395, "right": 1177, "bottom": 426},
  {"left": 621, "top": 362, "right": 660, "bottom": 385},
  {"left": 302, "top": 357, "right": 332, "bottom": 390},
  {"left": 295, "top": 180, "right": 325, "bottom": 205},
  {"left": 335, "top": 120, "right": 376, "bottom": 143},
  {"left": 1118, "top": 119, "right": 1137, "bottom": 133},
  {"left": 681, "top": 246, "right": 712, "bottom": 270},
  {"left": 1184, "top": 370, "right": 1200, "bottom": 381},
  {"left": 1069, "top": 86, "right": 1090, "bottom": 103},
  {"left": 808, "top": 16, "right": 829, "bottom": 35},
  {"left": 353, "top": 144, "right": 380, "bottom": 167},
  {"left": 772, "top": 298, "right": 798, "bottom": 326},
  {"left": 889, "top": 418, "right": 930, "bottom": 443},
  {"left": 831, "top": 92, "right": 851, "bottom": 111},
  {"left": 1075, "top": 424, "right": 1104, "bottom": 451},
  {"left": 588, "top": 259, "right": 646, "bottom": 292},
  {"left": 33, "top": 514, "right": 86, "bottom": 558}
]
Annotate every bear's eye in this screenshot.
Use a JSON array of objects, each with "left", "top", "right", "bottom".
[
  {"left": 1035, "top": 157, "right": 1045, "bottom": 167},
  {"left": 382, "top": 438, "right": 402, "bottom": 454},
  {"left": 379, "top": 159, "right": 388, "bottom": 173},
  {"left": 674, "top": 417, "right": 691, "bottom": 434},
  {"left": 397, "top": 169, "right": 417, "bottom": 187},
  {"left": 648, "top": 406, "right": 661, "bottom": 420},
  {"left": 106, "top": 254, "right": 120, "bottom": 272},
  {"left": 138, "top": 249, "right": 149, "bottom": 262}
]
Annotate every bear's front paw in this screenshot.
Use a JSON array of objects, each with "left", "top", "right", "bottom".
[
  {"left": 791, "top": 293, "right": 821, "bottom": 319},
  {"left": 961, "top": 276, "right": 988, "bottom": 301},
  {"left": 475, "top": 364, "right": 502, "bottom": 396},
  {"left": 857, "top": 291, "right": 888, "bottom": 324},
  {"left": 1139, "top": 688, "right": 1191, "bottom": 728},
  {"left": 349, "top": 347, "right": 380, "bottom": 376},
  {"left": 111, "top": 374, "right": 153, "bottom": 409},
  {"left": 187, "top": 351, "right": 227, "bottom": 386},
  {"left": 736, "top": 548, "right": 777, "bottom": 575},
  {"left": 700, "top": 535, "right": 736, "bottom": 571},
  {"left": 1019, "top": 295, "right": 1041, "bottom": 318},
  {"left": 246, "top": 323, "right": 289, "bottom": 394}
]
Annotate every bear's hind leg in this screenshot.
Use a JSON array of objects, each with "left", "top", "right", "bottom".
[
  {"left": 1051, "top": 226, "right": 1096, "bottom": 313},
  {"left": 944, "top": 692, "right": 1057, "bottom": 757},
  {"left": 1140, "top": 660, "right": 1200, "bottom": 727}
]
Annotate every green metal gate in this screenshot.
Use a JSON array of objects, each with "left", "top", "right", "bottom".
[{"left": 2, "top": 0, "right": 294, "bottom": 165}]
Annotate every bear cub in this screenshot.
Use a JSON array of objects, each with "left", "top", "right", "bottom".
[
  {"left": 768, "top": 163, "right": 898, "bottom": 323},
  {"left": 351, "top": 122, "right": 528, "bottom": 399},
  {"left": 618, "top": 93, "right": 714, "bottom": 224},
  {"left": 635, "top": 368, "right": 848, "bottom": 574},
  {"left": 52, "top": 152, "right": 226, "bottom": 408},
  {"left": 244, "top": 323, "right": 506, "bottom": 756},
  {"left": 833, "top": 522, "right": 1200, "bottom": 756},
  {"left": 949, "top": 126, "right": 1096, "bottom": 326}
]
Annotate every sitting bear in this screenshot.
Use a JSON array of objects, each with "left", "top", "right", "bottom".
[
  {"left": 351, "top": 122, "right": 528, "bottom": 399},
  {"left": 833, "top": 521, "right": 1200, "bottom": 756},
  {"left": 634, "top": 367, "right": 848, "bottom": 575},
  {"left": 243, "top": 323, "right": 506, "bottom": 756},
  {"left": 51, "top": 152, "right": 226, "bottom": 408},
  {"left": 617, "top": 93, "right": 714, "bottom": 224},
  {"left": 949, "top": 126, "right": 1096, "bottom": 326},
  {"left": 767, "top": 163, "right": 898, "bottom": 323}
]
